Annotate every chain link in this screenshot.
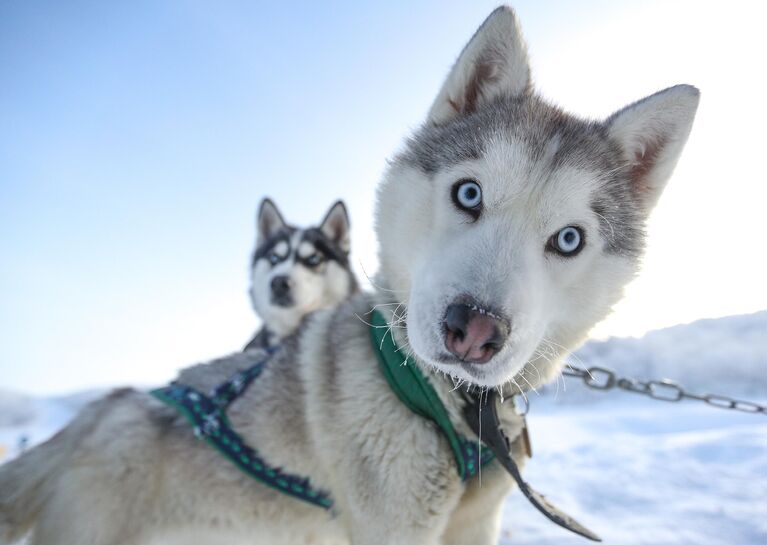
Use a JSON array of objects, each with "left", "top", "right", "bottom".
[{"left": 562, "top": 364, "right": 767, "bottom": 415}]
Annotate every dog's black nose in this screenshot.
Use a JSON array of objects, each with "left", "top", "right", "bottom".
[
  {"left": 443, "top": 303, "right": 509, "bottom": 364},
  {"left": 270, "top": 275, "right": 291, "bottom": 298}
]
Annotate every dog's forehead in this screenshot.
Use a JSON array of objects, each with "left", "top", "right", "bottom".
[
  {"left": 480, "top": 136, "right": 600, "bottom": 207},
  {"left": 402, "top": 96, "right": 616, "bottom": 177}
]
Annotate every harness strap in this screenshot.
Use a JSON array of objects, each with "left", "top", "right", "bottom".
[
  {"left": 208, "top": 354, "right": 270, "bottom": 410},
  {"left": 151, "top": 350, "right": 333, "bottom": 510},
  {"left": 369, "top": 310, "right": 493, "bottom": 480}
]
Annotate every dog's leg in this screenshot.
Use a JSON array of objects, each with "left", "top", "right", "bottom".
[
  {"left": 346, "top": 520, "right": 444, "bottom": 545},
  {"left": 339, "top": 472, "right": 454, "bottom": 545},
  {"left": 442, "top": 434, "right": 524, "bottom": 545},
  {"left": 333, "top": 442, "right": 463, "bottom": 545},
  {"left": 26, "top": 470, "right": 152, "bottom": 545},
  {"left": 441, "top": 488, "right": 507, "bottom": 545}
]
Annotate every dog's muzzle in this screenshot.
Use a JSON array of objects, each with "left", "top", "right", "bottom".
[
  {"left": 443, "top": 300, "right": 509, "bottom": 364},
  {"left": 270, "top": 275, "right": 293, "bottom": 307}
]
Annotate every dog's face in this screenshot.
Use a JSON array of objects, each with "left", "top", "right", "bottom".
[
  {"left": 375, "top": 7, "right": 699, "bottom": 389},
  {"left": 250, "top": 199, "right": 356, "bottom": 338}
]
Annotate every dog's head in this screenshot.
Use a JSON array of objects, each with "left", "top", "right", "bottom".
[
  {"left": 375, "top": 7, "right": 699, "bottom": 388},
  {"left": 250, "top": 199, "right": 356, "bottom": 338}
]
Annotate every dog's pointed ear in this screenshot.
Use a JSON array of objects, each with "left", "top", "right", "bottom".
[
  {"left": 257, "top": 198, "right": 287, "bottom": 246},
  {"left": 320, "top": 200, "right": 351, "bottom": 253},
  {"left": 606, "top": 85, "right": 700, "bottom": 211},
  {"left": 428, "top": 6, "right": 531, "bottom": 126}
]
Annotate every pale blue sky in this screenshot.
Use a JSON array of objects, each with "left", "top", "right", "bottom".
[{"left": 2, "top": 1, "right": 765, "bottom": 394}]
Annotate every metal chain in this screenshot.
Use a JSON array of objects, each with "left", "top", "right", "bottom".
[{"left": 562, "top": 364, "right": 767, "bottom": 415}]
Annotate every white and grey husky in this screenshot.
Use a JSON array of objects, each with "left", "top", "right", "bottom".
[
  {"left": 244, "top": 198, "right": 357, "bottom": 351},
  {"left": 0, "top": 6, "right": 698, "bottom": 545}
]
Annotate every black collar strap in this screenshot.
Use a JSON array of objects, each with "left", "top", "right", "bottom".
[{"left": 463, "top": 390, "right": 601, "bottom": 541}]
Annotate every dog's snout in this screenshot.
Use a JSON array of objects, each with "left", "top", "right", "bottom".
[
  {"left": 270, "top": 275, "right": 291, "bottom": 297},
  {"left": 443, "top": 303, "right": 509, "bottom": 364}
]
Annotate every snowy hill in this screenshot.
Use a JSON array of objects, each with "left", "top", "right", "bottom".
[
  {"left": 572, "top": 310, "right": 767, "bottom": 396},
  {"left": 1, "top": 311, "right": 765, "bottom": 544},
  {"left": 0, "top": 389, "right": 104, "bottom": 461}
]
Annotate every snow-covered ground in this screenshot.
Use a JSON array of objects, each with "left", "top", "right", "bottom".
[
  {"left": 505, "top": 311, "right": 767, "bottom": 544},
  {"left": 2, "top": 312, "right": 766, "bottom": 544}
]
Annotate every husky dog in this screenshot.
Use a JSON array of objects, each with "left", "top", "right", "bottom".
[
  {"left": 0, "top": 6, "right": 699, "bottom": 545},
  {"left": 244, "top": 198, "right": 357, "bottom": 351}
]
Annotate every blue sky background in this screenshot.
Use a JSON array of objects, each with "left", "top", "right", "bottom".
[{"left": 2, "top": 1, "right": 765, "bottom": 394}]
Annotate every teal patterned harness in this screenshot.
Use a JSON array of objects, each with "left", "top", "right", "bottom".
[
  {"left": 151, "top": 348, "right": 333, "bottom": 509},
  {"left": 152, "top": 310, "right": 493, "bottom": 511}
]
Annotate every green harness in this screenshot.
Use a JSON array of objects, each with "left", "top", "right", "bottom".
[
  {"left": 369, "top": 309, "right": 494, "bottom": 479},
  {"left": 152, "top": 309, "right": 492, "bottom": 512}
]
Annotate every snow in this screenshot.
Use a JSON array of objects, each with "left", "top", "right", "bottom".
[
  {"left": 502, "top": 397, "right": 767, "bottom": 544},
  {"left": 503, "top": 311, "right": 767, "bottom": 544},
  {"left": 2, "top": 312, "right": 766, "bottom": 544}
]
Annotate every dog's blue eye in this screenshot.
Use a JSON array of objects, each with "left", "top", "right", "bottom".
[
  {"left": 268, "top": 252, "right": 282, "bottom": 265},
  {"left": 305, "top": 254, "right": 323, "bottom": 267},
  {"left": 549, "top": 226, "right": 585, "bottom": 256},
  {"left": 452, "top": 179, "right": 483, "bottom": 218}
]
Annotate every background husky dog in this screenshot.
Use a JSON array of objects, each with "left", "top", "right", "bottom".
[
  {"left": 0, "top": 6, "right": 698, "bottom": 545},
  {"left": 244, "top": 198, "right": 357, "bottom": 350}
]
